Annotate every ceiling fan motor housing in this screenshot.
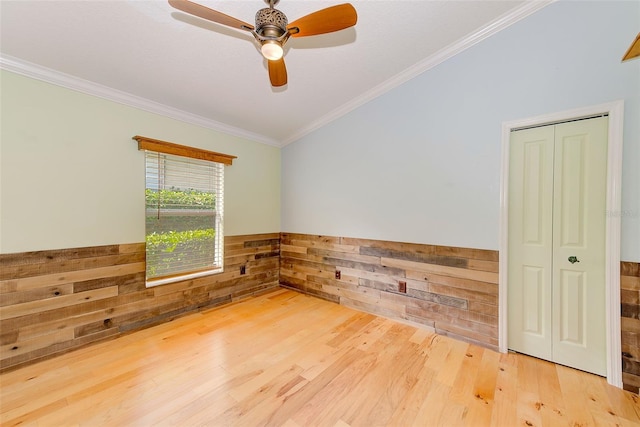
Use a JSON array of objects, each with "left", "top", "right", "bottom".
[{"left": 255, "top": 8, "right": 288, "bottom": 38}]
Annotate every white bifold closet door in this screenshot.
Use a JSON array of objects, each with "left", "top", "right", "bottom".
[{"left": 508, "top": 116, "right": 608, "bottom": 376}]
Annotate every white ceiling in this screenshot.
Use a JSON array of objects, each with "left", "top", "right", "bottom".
[{"left": 0, "top": 0, "right": 550, "bottom": 146}]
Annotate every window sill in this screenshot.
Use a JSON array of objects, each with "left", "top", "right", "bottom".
[{"left": 145, "top": 268, "right": 223, "bottom": 288}]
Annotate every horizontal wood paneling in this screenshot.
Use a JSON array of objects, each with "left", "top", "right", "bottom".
[
  {"left": 0, "top": 233, "right": 279, "bottom": 371},
  {"left": 621, "top": 261, "right": 640, "bottom": 393},
  {"left": 280, "top": 233, "right": 499, "bottom": 350}
]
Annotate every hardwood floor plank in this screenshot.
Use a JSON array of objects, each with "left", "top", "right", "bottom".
[
  {"left": 1, "top": 288, "right": 638, "bottom": 427},
  {"left": 262, "top": 347, "right": 367, "bottom": 427},
  {"left": 489, "top": 353, "right": 519, "bottom": 426},
  {"left": 465, "top": 350, "right": 500, "bottom": 426},
  {"left": 556, "top": 363, "right": 599, "bottom": 426},
  {"left": 533, "top": 358, "right": 568, "bottom": 426},
  {"left": 320, "top": 325, "right": 422, "bottom": 426},
  {"left": 357, "top": 339, "right": 427, "bottom": 426},
  {"left": 387, "top": 360, "right": 437, "bottom": 426},
  {"left": 291, "top": 350, "right": 378, "bottom": 426},
  {"left": 415, "top": 379, "right": 455, "bottom": 426},
  {"left": 292, "top": 320, "right": 394, "bottom": 425},
  {"left": 604, "top": 384, "right": 640, "bottom": 422}
]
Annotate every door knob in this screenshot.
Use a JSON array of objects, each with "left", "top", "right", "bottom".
[{"left": 568, "top": 256, "right": 580, "bottom": 264}]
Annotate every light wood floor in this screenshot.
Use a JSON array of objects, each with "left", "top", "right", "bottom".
[{"left": 1, "top": 288, "right": 638, "bottom": 427}]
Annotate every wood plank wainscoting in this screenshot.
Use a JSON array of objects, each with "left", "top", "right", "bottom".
[
  {"left": 0, "top": 233, "right": 279, "bottom": 371},
  {"left": 622, "top": 261, "right": 640, "bottom": 393}
]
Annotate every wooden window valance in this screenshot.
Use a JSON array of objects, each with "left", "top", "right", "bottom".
[{"left": 133, "top": 135, "right": 236, "bottom": 165}]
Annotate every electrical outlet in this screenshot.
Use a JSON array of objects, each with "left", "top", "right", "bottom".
[
  {"left": 240, "top": 265, "right": 246, "bottom": 275},
  {"left": 335, "top": 270, "right": 341, "bottom": 280},
  {"left": 398, "top": 281, "right": 407, "bottom": 293}
]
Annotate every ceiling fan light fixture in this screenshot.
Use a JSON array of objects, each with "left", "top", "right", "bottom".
[{"left": 261, "top": 40, "right": 283, "bottom": 60}]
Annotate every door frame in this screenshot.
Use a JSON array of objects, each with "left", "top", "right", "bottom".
[{"left": 499, "top": 100, "right": 624, "bottom": 388}]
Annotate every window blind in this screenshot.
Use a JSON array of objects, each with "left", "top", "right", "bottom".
[{"left": 145, "top": 151, "right": 224, "bottom": 281}]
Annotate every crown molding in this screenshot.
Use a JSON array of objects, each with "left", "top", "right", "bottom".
[
  {"left": 280, "top": 0, "right": 555, "bottom": 146},
  {"left": 0, "top": 54, "right": 281, "bottom": 147}
]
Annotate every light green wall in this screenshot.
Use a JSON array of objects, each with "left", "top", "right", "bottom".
[{"left": 0, "top": 70, "right": 281, "bottom": 253}]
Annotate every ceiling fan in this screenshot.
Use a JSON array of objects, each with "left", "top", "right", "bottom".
[{"left": 168, "top": 0, "right": 357, "bottom": 87}]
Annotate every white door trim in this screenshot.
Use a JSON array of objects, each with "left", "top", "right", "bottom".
[{"left": 499, "top": 100, "right": 624, "bottom": 388}]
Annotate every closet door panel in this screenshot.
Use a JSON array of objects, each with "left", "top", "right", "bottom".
[
  {"left": 552, "top": 117, "right": 608, "bottom": 376},
  {"left": 508, "top": 126, "right": 555, "bottom": 359}
]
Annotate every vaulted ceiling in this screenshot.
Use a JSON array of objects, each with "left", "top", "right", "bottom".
[{"left": 0, "top": 0, "right": 550, "bottom": 146}]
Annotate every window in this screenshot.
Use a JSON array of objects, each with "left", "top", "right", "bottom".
[{"left": 133, "top": 136, "right": 235, "bottom": 286}]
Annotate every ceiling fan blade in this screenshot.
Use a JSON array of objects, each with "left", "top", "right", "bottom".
[
  {"left": 622, "top": 32, "right": 640, "bottom": 61},
  {"left": 287, "top": 3, "right": 357, "bottom": 38},
  {"left": 268, "top": 58, "right": 287, "bottom": 87},
  {"left": 168, "top": 0, "right": 254, "bottom": 31}
]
